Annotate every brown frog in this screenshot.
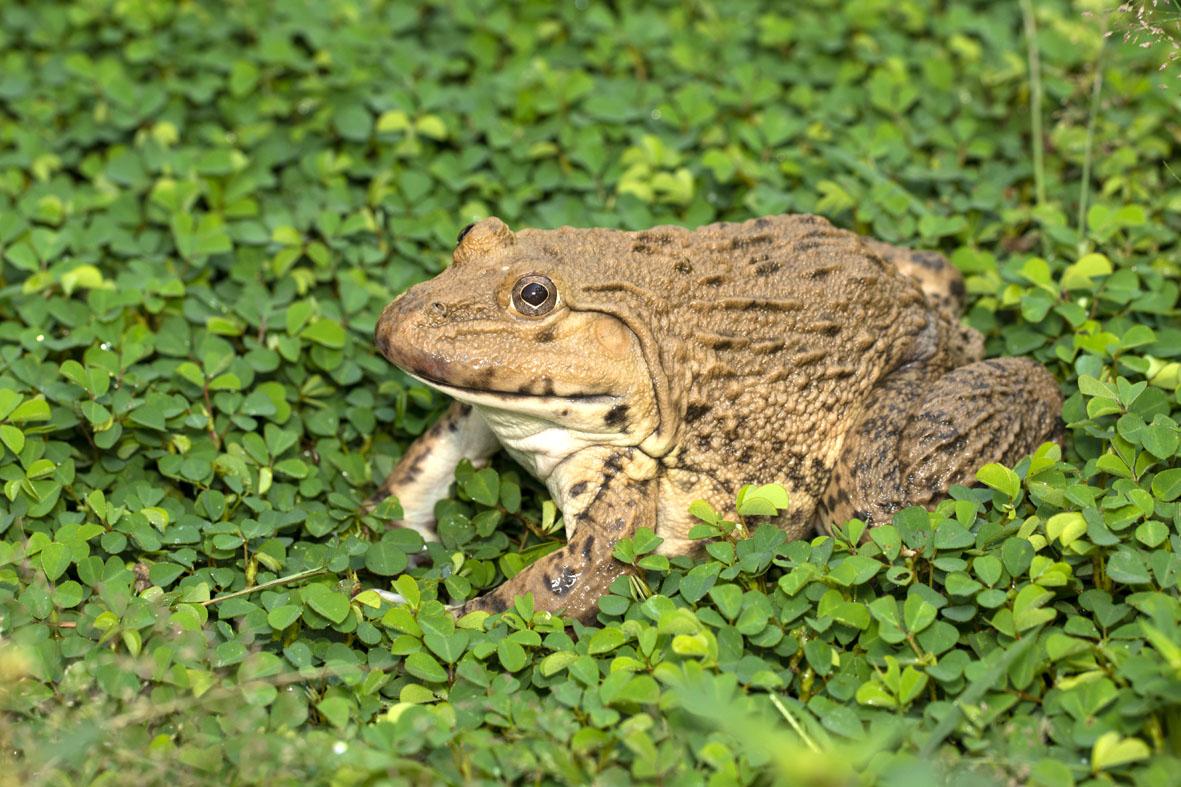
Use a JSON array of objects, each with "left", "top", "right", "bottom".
[{"left": 372, "top": 214, "right": 1061, "bottom": 619}]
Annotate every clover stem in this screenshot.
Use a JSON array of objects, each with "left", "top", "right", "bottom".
[
  {"left": 202, "top": 566, "right": 327, "bottom": 606},
  {"left": 1020, "top": 0, "right": 1047, "bottom": 210},
  {"left": 1078, "top": 12, "right": 1110, "bottom": 242},
  {"left": 769, "top": 694, "right": 821, "bottom": 753}
]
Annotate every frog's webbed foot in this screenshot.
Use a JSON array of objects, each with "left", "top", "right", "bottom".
[
  {"left": 367, "top": 401, "right": 500, "bottom": 542},
  {"left": 456, "top": 466, "right": 655, "bottom": 622},
  {"left": 820, "top": 357, "right": 1062, "bottom": 529}
]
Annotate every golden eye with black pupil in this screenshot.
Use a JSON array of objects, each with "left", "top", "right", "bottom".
[{"left": 511, "top": 274, "right": 557, "bottom": 317}]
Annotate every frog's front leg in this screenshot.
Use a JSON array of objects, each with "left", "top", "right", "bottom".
[
  {"left": 368, "top": 401, "right": 500, "bottom": 542},
  {"left": 456, "top": 452, "right": 657, "bottom": 621}
]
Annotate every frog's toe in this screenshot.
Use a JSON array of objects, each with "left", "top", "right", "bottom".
[{"left": 359, "top": 489, "right": 388, "bottom": 515}]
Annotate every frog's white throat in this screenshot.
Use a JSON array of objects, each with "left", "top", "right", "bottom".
[
  {"left": 401, "top": 370, "right": 657, "bottom": 515},
  {"left": 472, "top": 404, "right": 599, "bottom": 483},
  {"left": 473, "top": 403, "right": 662, "bottom": 543}
]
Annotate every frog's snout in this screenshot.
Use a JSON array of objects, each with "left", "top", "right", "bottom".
[
  {"left": 375, "top": 288, "right": 419, "bottom": 365},
  {"left": 375, "top": 286, "right": 462, "bottom": 387}
]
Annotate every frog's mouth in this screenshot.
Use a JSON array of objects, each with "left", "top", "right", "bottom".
[
  {"left": 378, "top": 301, "right": 624, "bottom": 410},
  {"left": 403, "top": 367, "right": 620, "bottom": 407}
]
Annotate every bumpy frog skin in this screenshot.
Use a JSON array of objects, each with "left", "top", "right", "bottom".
[{"left": 373, "top": 215, "right": 1062, "bottom": 620}]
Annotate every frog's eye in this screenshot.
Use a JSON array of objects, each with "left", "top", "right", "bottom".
[{"left": 511, "top": 274, "right": 557, "bottom": 317}]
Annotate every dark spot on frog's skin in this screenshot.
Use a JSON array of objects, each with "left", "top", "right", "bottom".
[
  {"left": 697, "top": 274, "right": 725, "bottom": 287},
  {"left": 794, "top": 240, "right": 823, "bottom": 254},
  {"left": 456, "top": 223, "right": 475, "bottom": 245},
  {"left": 486, "top": 595, "right": 508, "bottom": 613},
  {"left": 609, "top": 517, "right": 625, "bottom": 531},
  {"left": 517, "top": 377, "right": 554, "bottom": 395},
  {"left": 632, "top": 243, "right": 655, "bottom": 255},
  {"left": 914, "top": 252, "right": 946, "bottom": 271},
  {"left": 604, "top": 404, "right": 629, "bottom": 428},
  {"left": 729, "top": 234, "right": 771, "bottom": 250},
  {"left": 797, "top": 227, "right": 831, "bottom": 241},
  {"left": 457, "top": 404, "right": 472, "bottom": 415},
  {"left": 603, "top": 455, "right": 623, "bottom": 473},
  {"left": 402, "top": 452, "right": 426, "bottom": 476},
  {"left": 548, "top": 566, "right": 580, "bottom": 596},
  {"left": 569, "top": 481, "right": 588, "bottom": 496},
  {"left": 536, "top": 326, "right": 556, "bottom": 343},
  {"left": 581, "top": 535, "right": 595, "bottom": 559},
  {"left": 675, "top": 259, "right": 693, "bottom": 274},
  {"left": 754, "top": 217, "right": 771, "bottom": 228},
  {"left": 684, "top": 403, "right": 710, "bottom": 422},
  {"left": 637, "top": 232, "right": 675, "bottom": 247},
  {"left": 696, "top": 435, "right": 711, "bottom": 450},
  {"left": 783, "top": 452, "right": 807, "bottom": 476},
  {"left": 950, "top": 279, "right": 965, "bottom": 299},
  {"left": 754, "top": 260, "right": 781, "bottom": 276}
]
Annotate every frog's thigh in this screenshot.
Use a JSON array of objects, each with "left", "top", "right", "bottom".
[
  {"left": 370, "top": 401, "right": 500, "bottom": 541},
  {"left": 821, "top": 358, "right": 1062, "bottom": 528}
]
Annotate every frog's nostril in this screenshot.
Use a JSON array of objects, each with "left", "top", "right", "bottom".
[{"left": 431, "top": 302, "right": 447, "bottom": 318}]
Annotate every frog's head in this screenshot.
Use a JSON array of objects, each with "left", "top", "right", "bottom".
[{"left": 376, "top": 217, "right": 672, "bottom": 451}]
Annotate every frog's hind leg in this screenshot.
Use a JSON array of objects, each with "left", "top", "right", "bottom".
[
  {"left": 819, "top": 357, "right": 1062, "bottom": 529},
  {"left": 366, "top": 401, "right": 500, "bottom": 542},
  {"left": 864, "top": 240, "right": 967, "bottom": 317}
]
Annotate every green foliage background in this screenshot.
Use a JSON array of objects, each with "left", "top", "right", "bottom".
[{"left": 1, "top": 0, "right": 1180, "bottom": 784}]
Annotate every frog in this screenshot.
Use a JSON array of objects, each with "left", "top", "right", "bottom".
[{"left": 371, "top": 214, "right": 1062, "bottom": 620}]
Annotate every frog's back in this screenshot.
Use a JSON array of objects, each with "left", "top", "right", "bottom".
[
  {"left": 614, "top": 214, "right": 936, "bottom": 387},
  {"left": 605, "top": 214, "right": 957, "bottom": 536}
]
